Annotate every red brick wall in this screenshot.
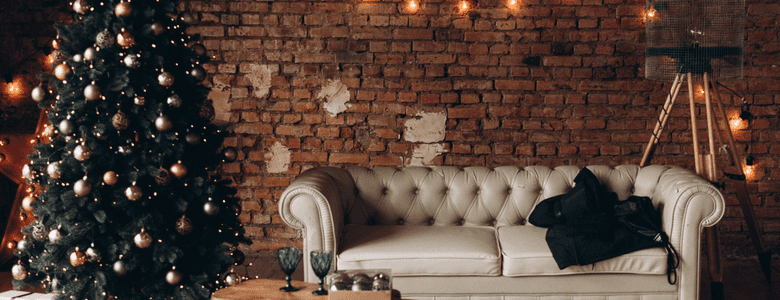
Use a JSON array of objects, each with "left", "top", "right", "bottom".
[{"left": 181, "top": 0, "right": 780, "bottom": 270}]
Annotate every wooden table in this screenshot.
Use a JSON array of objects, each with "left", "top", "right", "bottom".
[{"left": 211, "top": 279, "right": 326, "bottom": 300}]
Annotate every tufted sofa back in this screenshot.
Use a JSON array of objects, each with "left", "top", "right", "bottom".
[{"left": 339, "top": 165, "right": 666, "bottom": 228}]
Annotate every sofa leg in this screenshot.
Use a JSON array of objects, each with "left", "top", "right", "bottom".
[{"left": 710, "top": 282, "right": 724, "bottom": 300}]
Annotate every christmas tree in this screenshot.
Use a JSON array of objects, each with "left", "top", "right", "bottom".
[{"left": 12, "top": 0, "right": 249, "bottom": 299}]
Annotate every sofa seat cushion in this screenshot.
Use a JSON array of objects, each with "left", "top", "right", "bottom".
[
  {"left": 498, "top": 226, "right": 669, "bottom": 276},
  {"left": 338, "top": 225, "right": 501, "bottom": 276}
]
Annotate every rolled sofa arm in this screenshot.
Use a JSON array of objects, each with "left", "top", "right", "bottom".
[
  {"left": 648, "top": 165, "right": 725, "bottom": 300},
  {"left": 279, "top": 167, "right": 354, "bottom": 283}
]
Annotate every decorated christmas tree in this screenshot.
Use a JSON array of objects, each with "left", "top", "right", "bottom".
[{"left": 12, "top": 0, "right": 249, "bottom": 299}]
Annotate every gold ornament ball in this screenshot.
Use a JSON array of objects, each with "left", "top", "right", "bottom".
[
  {"left": 134, "top": 95, "right": 146, "bottom": 106},
  {"left": 117, "top": 31, "right": 135, "bottom": 49},
  {"left": 74, "top": 144, "right": 93, "bottom": 161},
  {"left": 170, "top": 162, "right": 187, "bottom": 178},
  {"left": 7, "top": 240, "right": 17, "bottom": 250},
  {"left": 54, "top": 63, "right": 71, "bottom": 81},
  {"left": 166, "top": 94, "right": 182, "bottom": 108},
  {"left": 70, "top": 249, "right": 87, "bottom": 267},
  {"left": 134, "top": 229, "right": 152, "bottom": 249},
  {"left": 103, "top": 171, "right": 118, "bottom": 185},
  {"left": 31, "top": 86, "right": 48, "bottom": 102},
  {"left": 115, "top": 2, "right": 133, "bottom": 17},
  {"left": 16, "top": 239, "right": 26, "bottom": 252},
  {"left": 158, "top": 71, "right": 174, "bottom": 87},
  {"left": 74, "top": 179, "right": 92, "bottom": 197},
  {"left": 165, "top": 269, "right": 183, "bottom": 285},
  {"left": 155, "top": 115, "right": 173, "bottom": 131},
  {"left": 52, "top": 38, "right": 61, "bottom": 50},
  {"left": 12, "top": 263, "right": 27, "bottom": 280},
  {"left": 84, "top": 84, "right": 101, "bottom": 101},
  {"left": 113, "top": 260, "right": 128, "bottom": 276},
  {"left": 151, "top": 22, "right": 165, "bottom": 36},
  {"left": 22, "top": 164, "right": 33, "bottom": 181},
  {"left": 112, "top": 111, "right": 129, "bottom": 130},
  {"left": 22, "top": 195, "right": 37, "bottom": 212},
  {"left": 72, "top": 0, "right": 90, "bottom": 14},
  {"left": 125, "top": 185, "right": 142, "bottom": 201},
  {"left": 176, "top": 215, "right": 193, "bottom": 235}
]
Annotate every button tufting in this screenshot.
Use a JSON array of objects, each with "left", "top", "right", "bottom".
[
  {"left": 428, "top": 218, "right": 435, "bottom": 225},
  {"left": 413, "top": 188, "right": 419, "bottom": 195},
  {"left": 458, "top": 219, "right": 465, "bottom": 225},
  {"left": 397, "top": 219, "right": 405, "bottom": 225},
  {"left": 382, "top": 188, "right": 389, "bottom": 195},
  {"left": 491, "top": 219, "right": 498, "bottom": 226}
]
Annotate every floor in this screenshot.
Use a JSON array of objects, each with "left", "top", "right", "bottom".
[{"left": 0, "top": 259, "right": 776, "bottom": 299}]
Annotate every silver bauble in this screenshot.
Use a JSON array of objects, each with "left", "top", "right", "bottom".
[
  {"left": 50, "top": 277, "right": 60, "bottom": 291},
  {"left": 191, "top": 43, "right": 207, "bottom": 57},
  {"left": 113, "top": 260, "right": 128, "bottom": 276},
  {"left": 86, "top": 247, "right": 101, "bottom": 262},
  {"left": 72, "top": 0, "right": 90, "bottom": 14},
  {"left": 133, "top": 229, "right": 152, "bottom": 249},
  {"left": 48, "top": 228, "right": 62, "bottom": 243},
  {"left": 125, "top": 185, "right": 142, "bottom": 201},
  {"left": 155, "top": 115, "right": 173, "bottom": 131},
  {"left": 58, "top": 119, "right": 75, "bottom": 135},
  {"left": 74, "top": 144, "right": 92, "bottom": 161},
  {"left": 31, "top": 86, "right": 48, "bottom": 102},
  {"left": 151, "top": 22, "right": 165, "bottom": 36},
  {"left": 72, "top": 53, "right": 83, "bottom": 63},
  {"left": 22, "top": 195, "right": 37, "bottom": 212},
  {"left": 74, "top": 178, "right": 92, "bottom": 197},
  {"left": 179, "top": 12, "right": 196, "bottom": 25},
  {"left": 16, "top": 239, "right": 27, "bottom": 252},
  {"left": 117, "top": 145, "right": 133, "bottom": 155},
  {"left": 185, "top": 132, "right": 200, "bottom": 145},
  {"left": 32, "top": 222, "right": 46, "bottom": 241},
  {"left": 203, "top": 201, "right": 219, "bottom": 215},
  {"left": 166, "top": 94, "right": 182, "bottom": 108},
  {"left": 158, "top": 71, "right": 174, "bottom": 87},
  {"left": 84, "top": 84, "right": 101, "bottom": 101},
  {"left": 154, "top": 168, "right": 171, "bottom": 186},
  {"left": 165, "top": 269, "right": 183, "bottom": 285},
  {"left": 12, "top": 263, "right": 28, "bottom": 280},
  {"left": 83, "top": 47, "right": 96, "bottom": 61},
  {"left": 133, "top": 95, "right": 146, "bottom": 106},
  {"left": 123, "top": 55, "right": 140, "bottom": 68},
  {"left": 22, "top": 164, "right": 33, "bottom": 181},
  {"left": 224, "top": 272, "right": 241, "bottom": 286},
  {"left": 96, "top": 30, "right": 115, "bottom": 48},
  {"left": 47, "top": 162, "right": 61, "bottom": 179},
  {"left": 190, "top": 66, "right": 206, "bottom": 82}
]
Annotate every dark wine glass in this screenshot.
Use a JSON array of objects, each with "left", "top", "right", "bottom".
[
  {"left": 310, "top": 250, "right": 333, "bottom": 295},
  {"left": 277, "top": 247, "right": 301, "bottom": 292}
]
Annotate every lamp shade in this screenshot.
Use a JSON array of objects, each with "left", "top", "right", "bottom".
[{"left": 645, "top": 0, "right": 745, "bottom": 81}]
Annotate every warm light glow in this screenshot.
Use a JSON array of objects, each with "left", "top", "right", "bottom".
[
  {"left": 730, "top": 118, "right": 742, "bottom": 129},
  {"left": 461, "top": 1, "right": 468, "bottom": 10},
  {"left": 647, "top": 8, "right": 656, "bottom": 18},
  {"left": 743, "top": 164, "right": 757, "bottom": 181},
  {"left": 403, "top": 0, "right": 420, "bottom": 13}
]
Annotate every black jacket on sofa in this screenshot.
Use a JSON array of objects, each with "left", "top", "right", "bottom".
[{"left": 529, "top": 167, "right": 679, "bottom": 284}]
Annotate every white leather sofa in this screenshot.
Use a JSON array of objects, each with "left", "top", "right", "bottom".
[{"left": 279, "top": 165, "right": 724, "bottom": 300}]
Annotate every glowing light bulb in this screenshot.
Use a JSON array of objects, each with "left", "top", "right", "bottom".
[
  {"left": 647, "top": 9, "right": 656, "bottom": 18},
  {"left": 461, "top": 1, "right": 468, "bottom": 10},
  {"left": 409, "top": 0, "right": 416, "bottom": 9},
  {"left": 509, "top": 0, "right": 516, "bottom": 5}
]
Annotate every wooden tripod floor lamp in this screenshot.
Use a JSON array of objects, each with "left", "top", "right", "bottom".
[{"left": 639, "top": 71, "right": 772, "bottom": 299}]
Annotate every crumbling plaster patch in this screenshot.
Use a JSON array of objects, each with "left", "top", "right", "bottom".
[
  {"left": 207, "top": 76, "right": 231, "bottom": 125},
  {"left": 404, "top": 111, "right": 447, "bottom": 143},
  {"left": 317, "top": 79, "right": 351, "bottom": 117},
  {"left": 264, "top": 142, "right": 290, "bottom": 173},
  {"left": 246, "top": 63, "right": 273, "bottom": 98},
  {"left": 406, "top": 143, "right": 448, "bottom": 167}
]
